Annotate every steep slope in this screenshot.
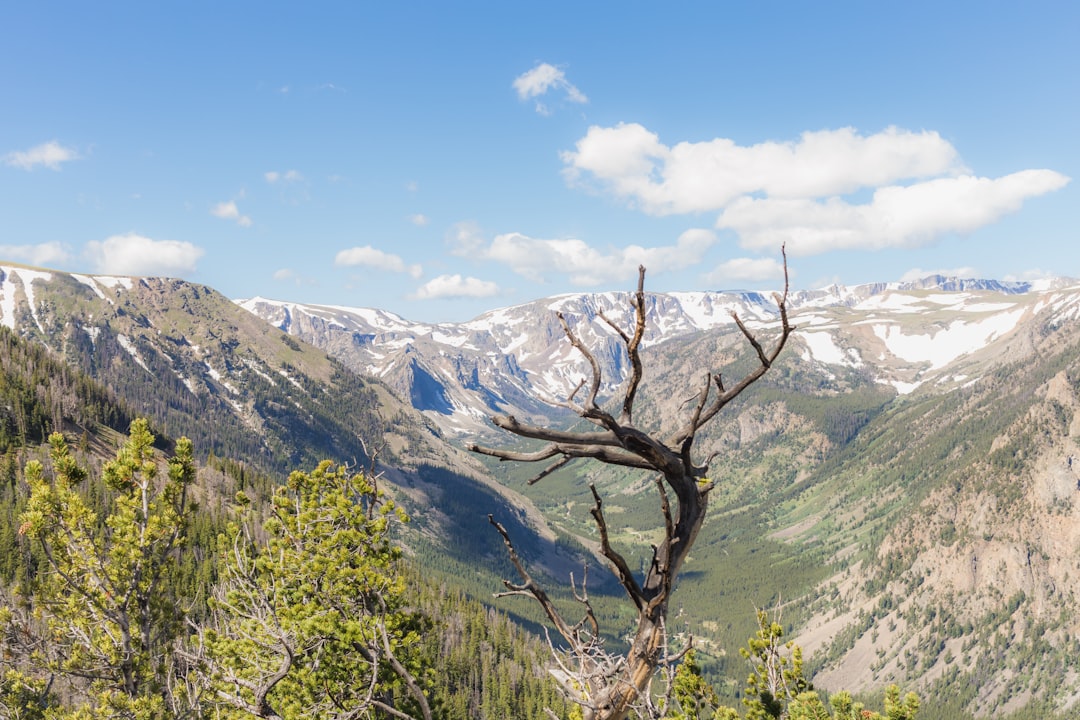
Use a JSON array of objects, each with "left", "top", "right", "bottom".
[
  {"left": 243, "top": 275, "right": 1080, "bottom": 715},
  {"left": 782, "top": 291, "right": 1080, "bottom": 716},
  {"left": 0, "top": 263, "right": 570, "bottom": 592},
  {"left": 0, "top": 264, "right": 434, "bottom": 474},
  {"left": 10, "top": 257, "right": 1080, "bottom": 714}
]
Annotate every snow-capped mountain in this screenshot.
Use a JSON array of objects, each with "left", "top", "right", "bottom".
[
  {"left": 239, "top": 275, "right": 1080, "bottom": 436},
  {"left": 8, "top": 260, "right": 1080, "bottom": 712}
]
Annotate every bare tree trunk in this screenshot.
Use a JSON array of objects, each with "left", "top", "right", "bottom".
[{"left": 473, "top": 252, "right": 795, "bottom": 720}]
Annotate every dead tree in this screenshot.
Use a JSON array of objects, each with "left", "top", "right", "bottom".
[{"left": 470, "top": 251, "right": 794, "bottom": 720}]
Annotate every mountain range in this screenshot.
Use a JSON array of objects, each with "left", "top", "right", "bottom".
[{"left": 4, "top": 260, "right": 1080, "bottom": 717}]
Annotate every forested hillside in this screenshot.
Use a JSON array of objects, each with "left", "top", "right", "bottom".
[
  {"left": 5, "top": 262, "right": 1080, "bottom": 716},
  {"left": 0, "top": 329, "right": 574, "bottom": 718}
]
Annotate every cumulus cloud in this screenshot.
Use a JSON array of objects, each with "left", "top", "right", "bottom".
[
  {"left": 411, "top": 274, "right": 499, "bottom": 300},
  {"left": 334, "top": 245, "right": 422, "bottom": 278},
  {"left": 513, "top": 62, "right": 587, "bottom": 114},
  {"left": 455, "top": 227, "right": 717, "bottom": 286},
  {"left": 561, "top": 122, "right": 1070, "bottom": 256},
  {"left": 84, "top": 233, "right": 204, "bottom": 276},
  {"left": 719, "top": 170, "right": 1071, "bottom": 254},
  {"left": 0, "top": 242, "right": 71, "bottom": 267},
  {"left": 4, "top": 140, "right": 80, "bottom": 171},
  {"left": 410, "top": 214, "right": 429, "bottom": 227},
  {"left": 562, "top": 124, "right": 964, "bottom": 215},
  {"left": 211, "top": 200, "right": 253, "bottom": 227},
  {"left": 703, "top": 257, "right": 788, "bottom": 285}
]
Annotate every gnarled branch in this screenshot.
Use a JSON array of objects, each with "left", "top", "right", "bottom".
[{"left": 478, "top": 250, "right": 794, "bottom": 720}]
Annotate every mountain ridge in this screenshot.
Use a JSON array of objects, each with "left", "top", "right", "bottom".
[
  {"left": 7, "top": 258, "right": 1080, "bottom": 715},
  {"left": 238, "top": 273, "right": 1080, "bottom": 437}
]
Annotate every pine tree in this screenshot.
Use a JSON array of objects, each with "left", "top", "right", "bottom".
[
  {"left": 16, "top": 419, "right": 196, "bottom": 719},
  {"left": 190, "top": 460, "right": 432, "bottom": 720}
]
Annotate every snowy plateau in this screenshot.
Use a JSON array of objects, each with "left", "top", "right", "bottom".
[{"left": 238, "top": 274, "right": 1080, "bottom": 437}]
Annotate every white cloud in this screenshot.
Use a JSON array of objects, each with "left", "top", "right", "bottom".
[
  {"left": 464, "top": 228, "right": 717, "bottom": 286},
  {"left": 335, "top": 245, "right": 422, "bottom": 278},
  {"left": 562, "top": 124, "right": 963, "bottom": 215},
  {"left": 447, "top": 221, "right": 486, "bottom": 256},
  {"left": 900, "top": 266, "right": 978, "bottom": 282},
  {"left": 4, "top": 140, "right": 80, "bottom": 171},
  {"left": 1004, "top": 269, "right": 1057, "bottom": 283},
  {"left": 411, "top": 274, "right": 499, "bottom": 300},
  {"left": 720, "top": 170, "right": 1071, "bottom": 255},
  {"left": 410, "top": 213, "right": 429, "bottom": 227},
  {"left": 561, "top": 122, "right": 1070, "bottom": 257},
  {"left": 513, "top": 62, "right": 587, "bottom": 114},
  {"left": 211, "top": 200, "right": 253, "bottom": 227},
  {"left": 0, "top": 242, "right": 71, "bottom": 267},
  {"left": 84, "top": 233, "right": 204, "bottom": 276},
  {"left": 265, "top": 169, "right": 303, "bottom": 183},
  {"left": 273, "top": 267, "right": 317, "bottom": 286},
  {"left": 703, "top": 257, "right": 787, "bottom": 285}
]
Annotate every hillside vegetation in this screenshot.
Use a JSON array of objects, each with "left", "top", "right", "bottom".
[{"left": 4, "top": 262, "right": 1080, "bottom": 716}]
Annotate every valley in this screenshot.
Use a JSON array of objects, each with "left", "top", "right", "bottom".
[{"left": 3, "top": 260, "right": 1080, "bottom": 717}]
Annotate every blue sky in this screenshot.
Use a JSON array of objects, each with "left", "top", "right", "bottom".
[{"left": 2, "top": 2, "right": 1076, "bottom": 322}]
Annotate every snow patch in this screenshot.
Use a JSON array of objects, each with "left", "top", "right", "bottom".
[
  {"left": 856, "top": 293, "right": 923, "bottom": 311},
  {"left": 243, "top": 360, "right": 277, "bottom": 387},
  {"left": 801, "top": 331, "right": 861, "bottom": 367},
  {"left": 277, "top": 368, "right": 305, "bottom": 391},
  {"left": 0, "top": 266, "right": 52, "bottom": 331},
  {"left": 872, "top": 308, "right": 1025, "bottom": 369},
  {"left": 116, "top": 334, "right": 150, "bottom": 372},
  {"left": 94, "top": 276, "right": 133, "bottom": 290},
  {"left": 72, "top": 274, "right": 109, "bottom": 301}
]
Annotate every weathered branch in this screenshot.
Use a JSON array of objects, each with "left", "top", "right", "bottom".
[
  {"left": 488, "top": 514, "right": 578, "bottom": 647},
  {"left": 488, "top": 414, "right": 624, "bottom": 446},
  {"left": 476, "top": 250, "right": 794, "bottom": 720},
  {"left": 529, "top": 456, "right": 575, "bottom": 485},
  {"left": 557, "top": 311, "right": 606, "bottom": 416},
  {"left": 589, "top": 484, "right": 645, "bottom": 610},
  {"left": 569, "top": 567, "right": 601, "bottom": 638},
  {"left": 598, "top": 264, "right": 648, "bottom": 425},
  {"left": 470, "top": 439, "right": 656, "bottom": 472}
]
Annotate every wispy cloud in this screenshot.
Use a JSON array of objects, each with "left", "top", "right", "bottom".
[
  {"left": 335, "top": 245, "right": 422, "bottom": 278},
  {"left": 84, "top": 233, "right": 204, "bottom": 276},
  {"left": 411, "top": 274, "right": 499, "bottom": 300},
  {"left": 513, "top": 62, "right": 587, "bottom": 115},
  {"left": 561, "top": 123, "right": 1070, "bottom": 256},
  {"left": 211, "top": 200, "right": 253, "bottom": 227},
  {"left": 265, "top": 169, "right": 304, "bottom": 183},
  {"left": 451, "top": 227, "right": 716, "bottom": 286},
  {"left": 0, "top": 242, "right": 71, "bottom": 267},
  {"left": 4, "top": 140, "right": 80, "bottom": 171},
  {"left": 273, "top": 267, "right": 317, "bottom": 286},
  {"left": 703, "top": 257, "right": 788, "bottom": 285},
  {"left": 900, "top": 266, "right": 978, "bottom": 282},
  {"left": 409, "top": 214, "right": 429, "bottom": 227}
]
